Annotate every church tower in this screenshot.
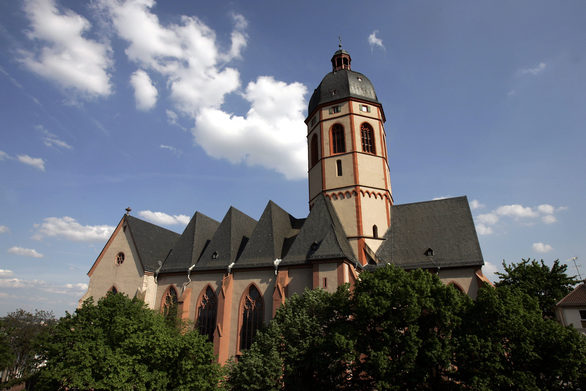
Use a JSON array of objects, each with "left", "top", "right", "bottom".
[{"left": 306, "top": 48, "right": 393, "bottom": 265}]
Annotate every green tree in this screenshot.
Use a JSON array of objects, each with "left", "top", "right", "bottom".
[
  {"left": 454, "top": 285, "right": 586, "bottom": 390},
  {"left": 495, "top": 259, "right": 579, "bottom": 318},
  {"left": 0, "top": 309, "right": 55, "bottom": 388},
  {"left": 33, "top": 292, "right": 221, "bottom": 391}
]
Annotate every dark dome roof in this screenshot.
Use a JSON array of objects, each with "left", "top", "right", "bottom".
[{"left": 308, "top": 69, "right": 379, "bottom": 117}]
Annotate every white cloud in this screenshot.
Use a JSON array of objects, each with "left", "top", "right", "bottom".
[
  {"left": 99, "top": 1, "right": 307, "bottom": 179},
  {"left": 138, "top": 210, "right": 190, "bottom": 226},
  {"left": 477, "top": 213, "right": 499, "bottom": 225},
  {"left": 194, "top": 76, "right": 308, "bottom": 179},
  {"left": 8, "top": 246, "right": 44, "bottom": 258},
  {"left": 20, "top": 0, "right": 112, "bottom": 97},
  {"left": 160, "top": 144, "right": 181, "bottom": 156},
  {"left": 0, "top": 150, "right": 9, "bottom": 160},
  {"left": 0, "top": 225, "right": 8, "bottom": 234},
  {"left": 368, "top": 30, "right": 385, "bottom": 51},
  {"left": 469, "top": 199, "right": 484, "bottom": 210},
  {"left": 130, "top": 69, "right": 158, "bottom": 110},
  {"left": 482, "top": 261, "right": 498, "bottom": 280},
  {"left": 541, "top": 214, "right": 557, "bottom": 224},
  {"left": 519, "top": 62, "right": 546, "bottom": 76},
  {"left": 537, "top": 204, "right": 555, "bottom": 215},
  {"left": 36, "top": 125, "right": 72, "bottom": 149},
  {"left": 532, "top": 242, "right": 553, "bottom": 253},
  {"left": 475, "top": 223, "right": 493, "bottom": 235},
  {"left": 17, "top": 154, "right": 46, "bottom": 171},
  {"left": 34, "top": 216, "right": 114, "bottom": 241},
  {"left": 0, "top": 269, "right": 14, "bottom": 277},
  {"left": 495, "top": 204, "right": 539, "bottom": 218},
  {"left": 0, "top": 276, "right": 87, "bottom": 296}
]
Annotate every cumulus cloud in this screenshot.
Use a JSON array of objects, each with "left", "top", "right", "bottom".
[
  {"left": 0, "top": 225, "right": 8, "bottom": 234},
  {"left": 36, "top": 124, "right": 72, "bottom": 149},
  {"left": 17, "top": 154, "right": 45, "bottom": 171},
  {"left": 532, "top": 242, "right": 553, "bottom": 253},
  {"left": 138, "top": 210, "right": 190, "bottom": 226},
  {"left": 0, "top": 276, "right": 87, "bottom": 295},
  {"left": 474, "top": 202, "right": 565, "bottom": 235},
  {"left": 194, "top": 76, "right": 307, "bottom": 179},
  {"left": 20, "top": 0, "right": 112, "bottom": 97},
  {"left": 0, "top": 150, "right": 9, "bottom": 160},
  {"left": 519, "top": 62, "right": 546, "bottom": 76},
  {"left": 0, "top": 269, "right": 14, "bottom": 277},
  {"left": 130, "top": 69, "right": 158, "bottom": 110},
  {"left": 368, "top": 30, "right": 385, "bottom": 51},
  {"left": 34, "top": 216, "right": 114, "bottom": 241},
  {"left": 469, "top": 199, "right": 484, "bottom": 210},
  {"left": 98, "top": 0, "right": 307, "bottom": 179},
  {"left": 8, "top": 246, "right": 44, "bottom": 258}
]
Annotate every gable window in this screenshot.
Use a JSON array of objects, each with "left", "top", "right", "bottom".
[
  {"left": 329, "top": 105, "right": 341, "bottom": 114},
  {"left": 115, "top": 252, "right": 125, "bottom": 265},
  {"left": 239, "top": 285, "right": 263, "bottom": 351},
  {"left": 331, "top": 124, "right": 345, "bottom": 154},
  {"left": 310, "top": 134, "right": 319, "bottom": 167},
  {"left": 361, "top": 123, "right": 376, "bottom": 154},
  {"left": 162, "top": 286, "right": 178, "bottom": 323},
  {"left": 197, "top": 286, "right": 217, "bottom": 342},
  {"left": 336, "top": 159, "right": 343, "bottom": 176}
]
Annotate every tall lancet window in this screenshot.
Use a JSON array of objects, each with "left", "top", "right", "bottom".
[
  {"left": 162, "top": 286, "right": 178, "bottom": 322},
  {"left": 197, "top": 286, "right": 217, "bottom": 342},
  {"left": 331, "top": 124, "right": 346, "bottom": 154},
  {"left": 310, "top": 134, "right": 319, "bottom": 167},
  {"left": 239, "top": 285, "right": 263, "bottom": 351},
  {"left": 361, "top": 123, "right": 376, "bottom": 154}
]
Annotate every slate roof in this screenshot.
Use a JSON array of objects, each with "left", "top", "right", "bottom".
[
  {"left": 195, "top": 207, "right": 258, "bottom": 271},
  {"left": 125, "top": 215, "right": 180, "bottom": 272},
  {"left": 308, "top": 69, "right": 379, "bottom": 117},
  {"left": 281, "top": 194, "right": 357, "bottom": 266},
  {"left": 234, "top": 201, "right": 304, "bottom": 269},
  {"left": 557, "top": 283, "right": 586, "bottom": 307},
  {"left": 375, "top": 196, "right": 484, "bottom": 270},
  {"left": 160, "top": 212, "right": 220, "bottom": 273}
]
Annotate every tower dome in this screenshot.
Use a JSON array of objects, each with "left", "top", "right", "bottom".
[{"left": 307, "top": 50, "right": 379, "bottom": 117}]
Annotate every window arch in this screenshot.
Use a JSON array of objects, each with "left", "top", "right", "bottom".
[
  {"left": 196, "top": 286, "right": 217, "bottom": 342},
  {"left": 239, "top": 284, "right": 263, "bottom": 352},
  {"left": 361, "top": 123, "right": 376, "bottom": 154},
  {"left": 162, "top": 286, "right": 178, "bottom": 322},
  {"left": 331, "top": 124, "right": 345, "bottom": 154},
  {"left": 310, "top": 134, "right": 319, "bottom": 167}
]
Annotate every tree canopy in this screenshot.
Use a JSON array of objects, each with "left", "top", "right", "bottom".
[
  {"left": 495, "top": 259, "right": 579, "bottom": 318},
  {"left": 32, "top": 293, "right": 221, "bottom": 391},
  {"left": 228, "top": 265, "right": 586, "bottom": 391}
]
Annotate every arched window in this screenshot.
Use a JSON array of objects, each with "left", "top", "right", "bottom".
[
  {"left": 373, "top": 225, "right": 378, "bottom": 238},
  {"left": 162, "top": 286, "right": 178, "bottom": 322},
  {"left": 310, "top": 134, "right": 319, "bottom": 167},
  {"left": 239, "top": 285, "right": 263, "bottom": 351},
  {"left": 197, "top": 286, "right": 217, "bottom": 342},
  {"left": 361, "top": 123, "right": 376, "bottom": 154},
  {"left": 331, "top": 124, "right": 345, "bottom": 154}
]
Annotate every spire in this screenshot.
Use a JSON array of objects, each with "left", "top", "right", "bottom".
[{"left": 331, "top": 43, "right": 351, "bottom": 72}]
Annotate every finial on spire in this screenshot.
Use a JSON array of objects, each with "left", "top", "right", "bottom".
[
  {"left": 125, "top": 207, "right": 131, "bottom": 215},
  {"left": 338, "top": 36, "right": 342, "bottom": 49}
]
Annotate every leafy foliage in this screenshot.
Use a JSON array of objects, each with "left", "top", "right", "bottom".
[
  {"left": 32, "top": 293, "right": 221, "bottom": 391},
  {"left": 227, "top": 265, "right": 586, "bottom": 391},
  {"left": 496, "top": 259, "right": 579, "bottom": 318},
  {"left": 0, "top": 309, "right": 55, "bottom": 387}
]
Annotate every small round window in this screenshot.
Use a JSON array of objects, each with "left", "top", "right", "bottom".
[{"left": 115, "top": 252, "right": 125, "bottom": 265}]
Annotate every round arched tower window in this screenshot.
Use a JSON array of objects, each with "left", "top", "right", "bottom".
[{"left": 115, "top": 252, "right": 125, "bottom": 265}]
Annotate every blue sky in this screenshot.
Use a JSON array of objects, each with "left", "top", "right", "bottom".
[{"left": 1, "top": 0, "right": 585, "bottom": 316}]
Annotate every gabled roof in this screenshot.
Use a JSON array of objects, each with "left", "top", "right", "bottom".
[
  {"left": 557, "top": 283, "right": 586, "bottom": 307},
  {"left": 281, "top": 194, "right": 356, "bottom": 266},
  {"left": 195, "top": 207, "right": 257, "bottom": 271},
  {"left": 375, "top": 196, "right": 484, "bottom": 270},
  {"left": 160, "top": 212, "right": 220, "bottom": 273},
  {"left": 125, "top": 215, "right": 180, "bottom": 272},
  {"left": 234, "top": 201, "right": 304, "bottom": 269}
]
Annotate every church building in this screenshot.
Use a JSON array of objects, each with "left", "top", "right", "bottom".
[{"left": 81, "top": 48, "right": 488, "bottom": 364}]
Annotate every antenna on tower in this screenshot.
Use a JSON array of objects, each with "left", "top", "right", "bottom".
[{"left": 568, "top": 256, "right": 582, "bottom": 280}]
